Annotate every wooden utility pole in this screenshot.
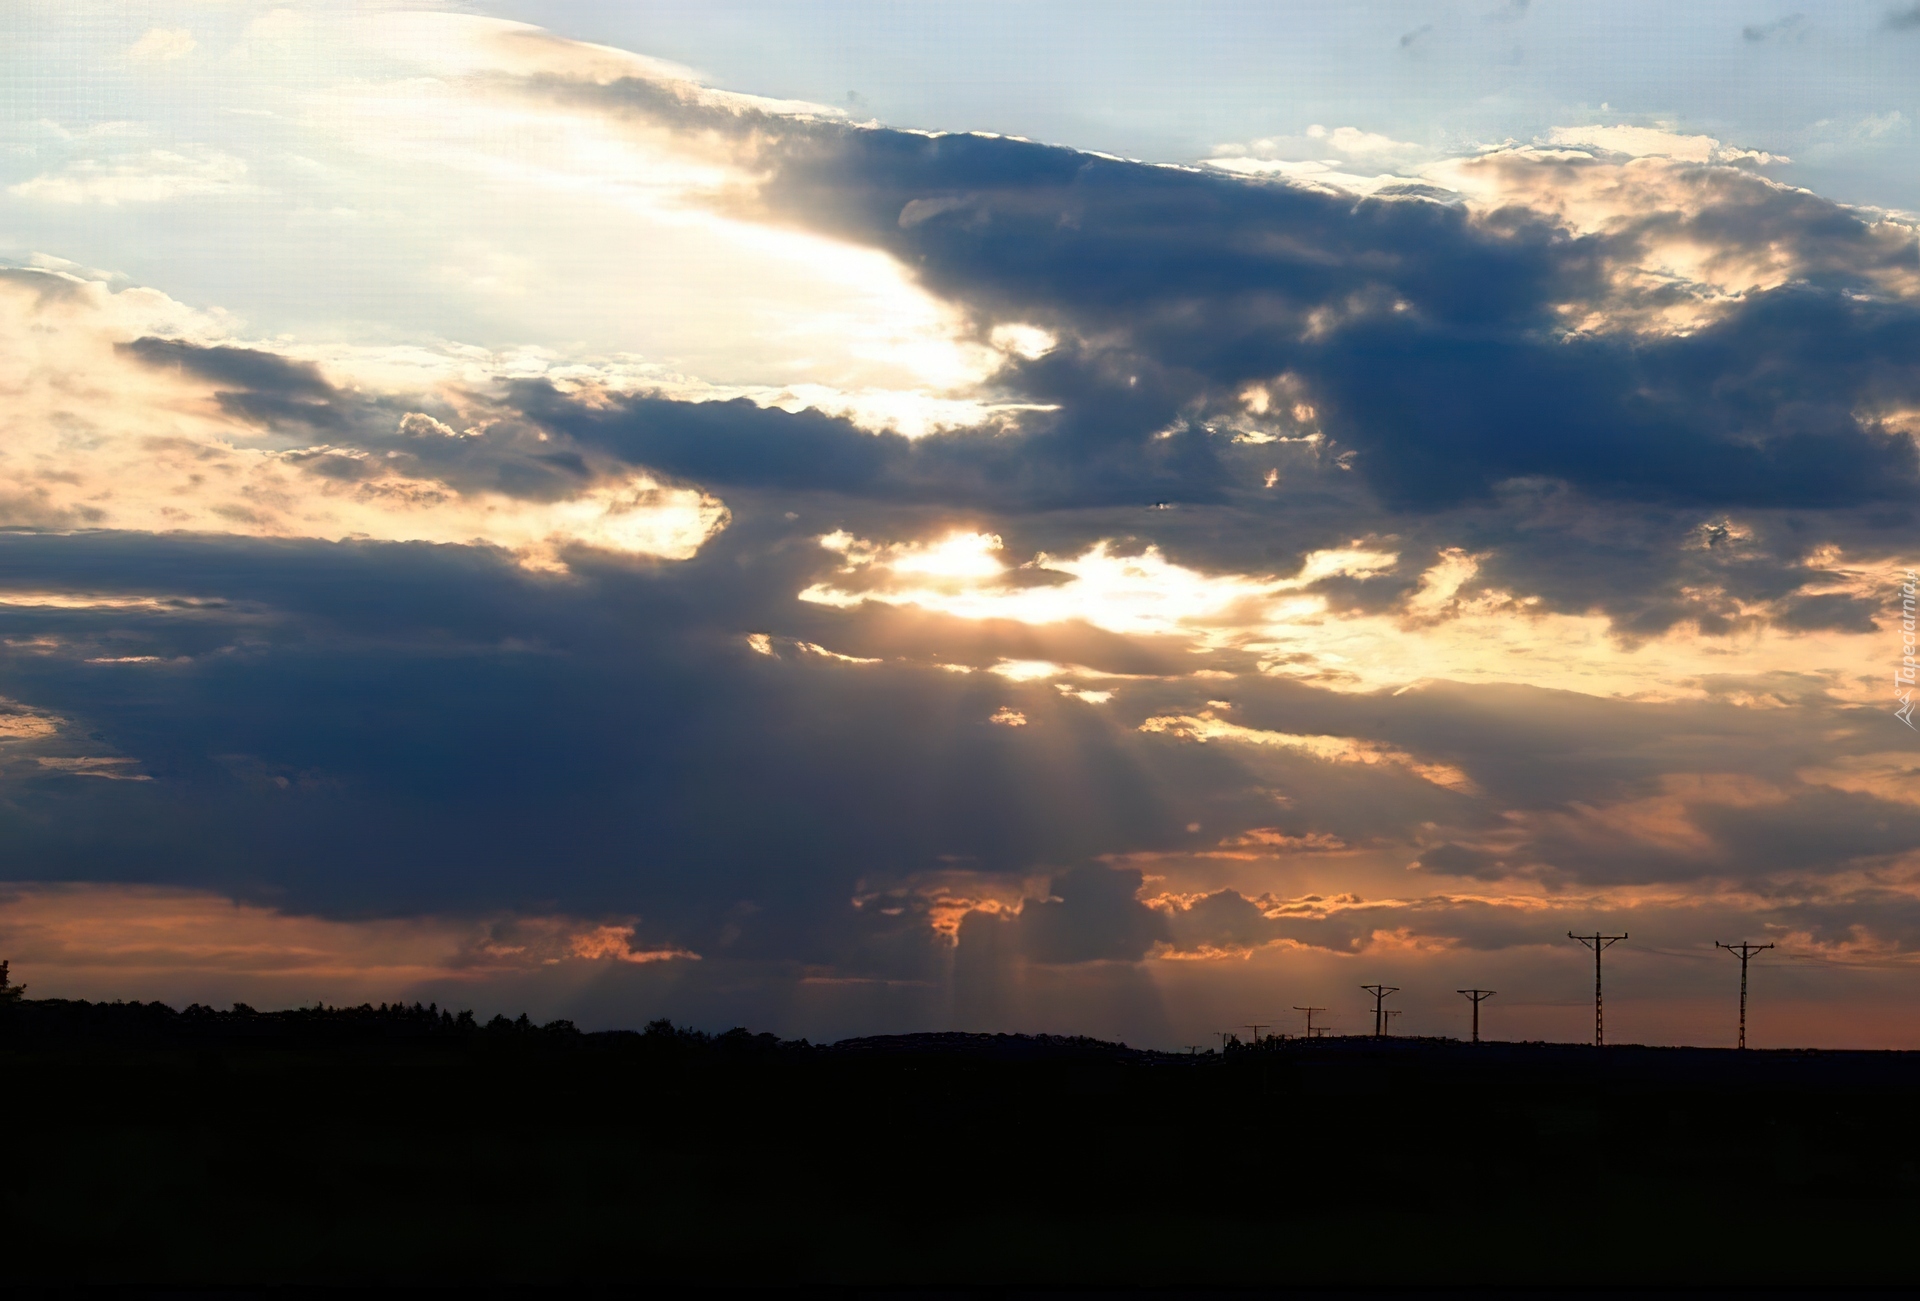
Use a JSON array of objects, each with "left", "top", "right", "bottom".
[
  {"left": 1715, "top": 941, "right": 1774, "bottom": 1049},
  {"left": 1457, "top": 989, "right": 1495, "bottom": 1043},
  {"left": 1568, "top": 932, "right": 1628, "bottom": 1045}
]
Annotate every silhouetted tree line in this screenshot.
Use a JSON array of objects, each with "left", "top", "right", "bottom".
[
  {"left": 0, "top": 983, "right": 823, "bottom": 1057},
  {"left": 0, "top": 971, "right": 1191, "bottom": 1064},
  {"left": 0, "top": 995, "right": 525, "bottom": 1043}
]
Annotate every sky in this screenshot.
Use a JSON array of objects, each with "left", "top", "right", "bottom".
[{"left": 0, "top": 0, "right": 1916, "bottom": 1049}]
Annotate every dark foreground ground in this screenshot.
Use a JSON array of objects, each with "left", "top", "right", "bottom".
[{"left": 5, "top": 998, "right": 1920, "bottom": 1287}]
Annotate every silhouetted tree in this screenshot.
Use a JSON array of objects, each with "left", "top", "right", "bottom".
[{"left": 0, "top": 959, "right": 22, "bottom": 1003}]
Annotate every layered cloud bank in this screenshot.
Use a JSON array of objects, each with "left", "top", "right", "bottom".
[
  {"left": 0, "top": 270, "right": 727, "bottom": 569},
  {"left": 0, "top": 8, "right": 1915, "bottom": 1047}
]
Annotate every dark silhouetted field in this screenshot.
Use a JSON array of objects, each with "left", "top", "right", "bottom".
[{"left": 5, "top": 999, "right": 1918, "bottom": 1286}]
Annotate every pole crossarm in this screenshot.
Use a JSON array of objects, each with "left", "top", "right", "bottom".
[
  {"left": 1293, "top": 1006, "right": 1327, "bottom": 1038},
  {"left": 1457, "top": 989, "right": 1496, "bottom": 1043},
  {"left": 1568, "top": 932, "right": 1629, "bottom": 1046},
  {"left": 1716, "top": 941, "right": 1775, "bottom": 1050},
  {"left": 1360, "top": 985, "right": 1400, "bottom": 1038}
]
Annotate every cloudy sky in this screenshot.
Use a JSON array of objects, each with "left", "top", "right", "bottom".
[{"left": 1, "top": 1, "right": 1916, "bottom": 1048}]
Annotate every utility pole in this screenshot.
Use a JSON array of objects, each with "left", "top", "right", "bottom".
[
  {"left": 1294, "top": 1006, "right": 1327, "bottom": 1038},
  {"left": 1382, "top": 1010, "right": 1401, "bottom": 1036},
  {"left": 1568, "top": 932, "right": 1628, "bottom": 1046},
  {"left": 1244, "top": 1023, "right": 1270, "bottom": 1047},
  {"left": 1360, "top": 984, "right": 1400, "bottom": 1037},
  {"left": 1457, "top": 989, "right": 1495, "bottom": 1044},
  {"left": 1715, "top": 941, "right": 1774, "bottom": 1050}
]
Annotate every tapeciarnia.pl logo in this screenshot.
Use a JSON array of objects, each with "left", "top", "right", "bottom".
[{"left": 1898, "top": 568, "right": 1917, "bottom": 731}]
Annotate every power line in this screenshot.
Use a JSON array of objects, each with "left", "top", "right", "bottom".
[
  {"left": 1459, "top": 990, "right": 1489, "bottom": 1051},
  {"left": 1360, "top": 984, "right": 1400, "bottom": 1037},
  {"left": 1293, "top": 1006, "right": 1327, "bottom": 1038},
  {"left": 1715, "top": 941, "right": 1774, "bottom": 1050},
  {"left": 1244, "top": 1023, "right": 1270, "bottom": 1047},
  {"left": 1568, "top": 931, "right": 1629, "bottom": 1046},
  {"left": 1638, "top": 946, "right": 1716, "bottom": 962},
  {"left": 1784, "top": 952, "right": 1920, "bottom": 970}
]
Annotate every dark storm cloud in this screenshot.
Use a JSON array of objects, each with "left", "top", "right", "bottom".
[
  {"left": 492, "top": 355, "right": 1899, "bottom": 677},
  {"left": 120, "top": 336, "right": 362, "bottom": 432},
  {"left": 0, "top": 430, "right": 1888, "bottom": 965},
  {"left": 515, "top": 383, "right": 1234, "bottom": 510},
  {"left": 118, "top": 335, "right": 400, "bottom": 436},
  {"left": 1694, "top": 788, "right": 1920, "bottom": 875},
  {"left": 1306, "top": 289, "right": 1920, "bottom": 511},
  {"left": 512, "top": 391, "right": 906, "bottom": 495},
  {"left": 342, "top": 83, "right": 1910, "bottom": 656},
  {"left": 122, "top": 337, "right": 334, "bottom": 399},
  {"left": 1411, "top": 842, "right": 1505, "bottom": 876},
  {"left": 756, "top": 123, "right": 1575, "bottom": 341},
  {"left": 0, "top": 521, "right": 1222, "bottom": 963},
  {"left": 1442, "top": 491, "right": 1913, "bottom": 639},
  {"left": 117, "top": 336, "right": 654, "bottom": 504},
  {"left": 1512, "top": 790, "right": 1917, "bottom": 889},
  {"left": 1158, "top": 673, "right": 1920, "bottom": 890},
  {"left": 1777, "top": 591, "right": 1878, "bottom": 632},
  {"left": 883, "top": 165, "right": 1916, "bottom": 511},
  {"left": 530, "top": 80, "right": 1920, "bottom": 532},
  {"left": 1013, "top": 864, "right": 1170, "bottom": 963}
]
